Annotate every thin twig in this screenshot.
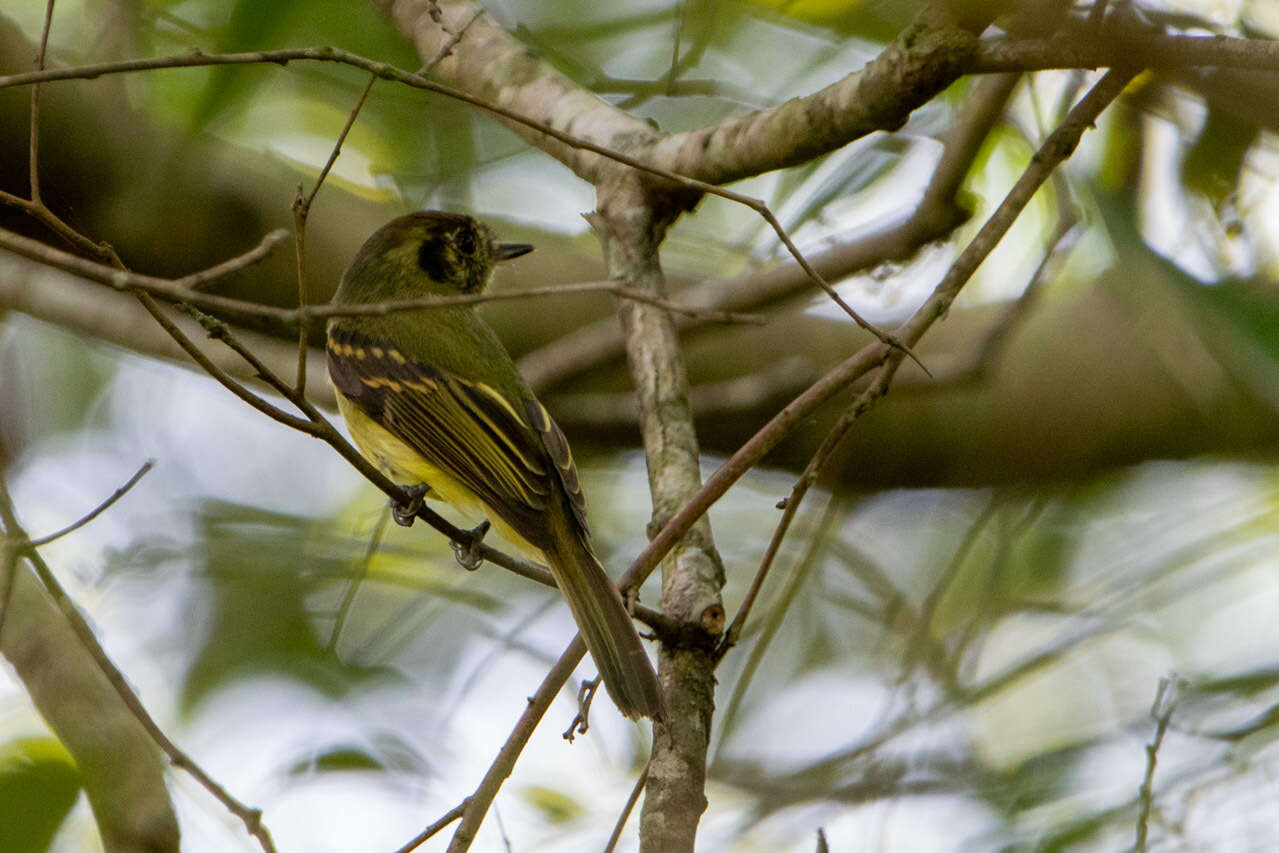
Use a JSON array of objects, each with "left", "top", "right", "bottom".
[
  {"left": 0, "top": 229, "right": 763, "bottom": 325},
  {"left": 4, "top": 23, "right": 1276, "bottom": 96},
  {"left": 0, "top": 481, "right": 278, "bottom": 853},
  {"left": 291, "top": 72, "right": 377, "bottom": 395},
  {"left": 392, "top": 801, "right": 467, "bottom": 853},
  {"left": 419, "top": 8, "right": 485, "bottom": 76},
  {"left": 716, "top": 366, "right": 897, "bottom": 659},
  {"left": 292, "top": 187, "right": 311, "bottom": 396},
  {"left": 300, "top": 281, "right": 764, "bottom": 325},
  {"left": 708, "top": 68, "right": 1138, "bottom": 661},
  {"left": 0, "top": 189, "right": 122, "bottom": 265},
  {"left": 28, "top": 460, "right": 154, "bottom": 547},
  {"left": 712, "top": 494, "right": 844, "bottom": 757},
  {"left": 0, "top": 45, "right": 911, "bottom": 354},
  {"left": 493, "top": 805, "right": 512, "bottom": 853},
  {"left": 754, "top": 205, "right": 928, "bottom": 373},
  {"left": 182, "top": 229, "right": 292, "bottom": 290},
  {"left": 326, "top": 506, "right": 390, "bottom": 655},
  {"left": 1135, "top": 675, "right": 1180, "bottom": 852},
  {"left": 603, "top": 760, "right": 650, "bottom": 853},
  {"left": 441, "top": 639, "right": 588, "bottom": 853},
  {"left": 0, "top": 539, "right": 17, "bottom": 643},
  {"left": 139, "top": 296, "right": 313, "bottom": 432},
  {"left": 28, "top": 0, "right": 57, "bottom": 204}
]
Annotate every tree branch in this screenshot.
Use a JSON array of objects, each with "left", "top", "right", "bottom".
[
  {"left": 0, "top": 478, "right": 269, "bottom": 852},
  {"left": 0, "top": 227, "right": 761, "bottom": 325},
  {"left": 519, "top": 71, "right": 1019, "bottom": 391}
]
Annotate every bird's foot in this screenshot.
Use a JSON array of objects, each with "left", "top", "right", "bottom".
[
  {"left": 392, "top": 484, "right": 430, "bottom": 527},
  {"left": 451, "top": 520, "right": 490, "bottom": 571}
]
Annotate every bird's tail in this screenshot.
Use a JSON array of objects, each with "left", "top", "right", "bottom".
[{"left": 544, "top": 518, "right": 661, "bottom": 720}]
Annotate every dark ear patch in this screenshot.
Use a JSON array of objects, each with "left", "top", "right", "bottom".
[
  {"left": 417, "top": 238, "right": 449, "bottom": 282},
  {"left": 455, "top": 227, "right": 477, "bottom": 256}
]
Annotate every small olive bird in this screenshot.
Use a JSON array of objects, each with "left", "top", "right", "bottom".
[{"left": 327, "top": 211, "right": 661, "bottom": 720}]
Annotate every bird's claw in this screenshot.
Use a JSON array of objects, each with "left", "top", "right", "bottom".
[
  {"left": 392, "top": 484, "right": 430, "bottom": 527},
  {"left": 451, "top": 520, "right": 490, "bottom": 571}
]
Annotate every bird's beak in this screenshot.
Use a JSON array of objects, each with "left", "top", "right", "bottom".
[{"left": 496, "top": 242, "right": 534, "bottom": 261}]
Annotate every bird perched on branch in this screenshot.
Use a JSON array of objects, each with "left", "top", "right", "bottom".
[{"left": 326, "top": 211, "right": 661, "bottom": 720}]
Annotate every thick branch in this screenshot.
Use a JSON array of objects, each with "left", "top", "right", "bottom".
[
  {"left": 590, "top": 184, "right": 724, "bottom": 852},
  {"left": 651, "top": 24, "right": 979, "bottom": 185},
  {"left": 1, "top": 560, "right": 182, "bottom": 852}
]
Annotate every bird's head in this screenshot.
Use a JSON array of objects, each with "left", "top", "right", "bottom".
[{"left": 336, "top": 211, "right": 534, "bottom": 303}]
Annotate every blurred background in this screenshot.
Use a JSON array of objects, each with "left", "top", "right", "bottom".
[{"left": 3, "top": 0, "right": 1279, "bottom": 850}]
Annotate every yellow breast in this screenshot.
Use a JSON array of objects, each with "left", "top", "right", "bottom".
[{"left": 334, "top": 393, "right": 546, "bottom": 563}]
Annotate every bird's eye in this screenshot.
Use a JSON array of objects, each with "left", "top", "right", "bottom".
[{"left": 455, "top": 229, "right": 477, "bottom": 256}]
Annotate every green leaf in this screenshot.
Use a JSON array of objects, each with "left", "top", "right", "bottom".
[
  {"left": 189, "top": 0, "right": 422, "bottom": 128},
  {"left": 285, "top": 732, "right": 430, "bottom": 777},
  {"left": 179, "top": 500, "right": 395, "bottom": 714},
  {"left": 0, "top": 737, "right": 81, "bottom": 853},
  {"left": 1182, "top": 107, "right": 1258, "bottom": 211},
  {"left": 521, "top": 785, "right": 583, "bottom": 825}
]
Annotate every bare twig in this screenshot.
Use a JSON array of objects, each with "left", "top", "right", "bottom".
[
  {"left": 326, "top": 506, "right": 390, "bottom": 655},
  {"left": 419, "top": 8, "right": 485, "bottom": 76},
  {"left": 0, "top": 189, "right": 123, "bottom": 265},
  {"left": 713, "top": 494, "right": 844, "bottom": 754},
  {"left": 28, "top": 460, "right": 154, "bottom": 547},
  {"left": 0, "top": 45, "right": 912, "bottom": 354},
  {"left": 603, "top": 760, "right": 650, "bottom": 853},
  {"left": 1136, "top": 675, "right": 1180, "bottom": 852},
  {"left": 0, "top": 482, "right": 277, "bottom": 853},
  {"left": 183, "top": 229, "right": 293, "bottom": 290},
  {"left": 0, "top": 538, "right": 17, "bottom": 642},
  {"left": 441, "top": 639, "right": 588, "bottom": 852},
  {"left": 28, "top": 0, "right": 56, "bottom": 204},
  {"left": 3, "top": 32, "right": 1276, "bottom": 104},
  {"left": 291, "top": 72, "right": 378, "bottom": 394},
  {"left": 490, "top": 805, "right": 512, "bottom": 853},
  {"left": 708, "top": 68, "right": 1137, "bottom": 662},
  {"left": 392, "top": 801, "right": 466, "bottom": 853},
  {"left": 139, "top": 296, "right": 313, "bottom": 432},
  {"left": 520, "top": 72, "right": 1019, "bottom": 392},
  {"left": 0, "top": 229, "right": 763, "bottom": 325},
  {"left": 754, "top": 205, "right": 928, "bottom": 372},
  {"left": 716, "top": 366, "right": 897, "bottom": 659}
]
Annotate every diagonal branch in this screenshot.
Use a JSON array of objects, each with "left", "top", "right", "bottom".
[
  {"left": 27, "top": 460, "right": 154, "bottom": 547},
  {"left": 519, "top": 71, "right": 1020, "bottom": 391},
  {"left": 714, "top": 67, "right": 1138, "bottom": 670},
  {"left": 0, "top": 478, "right": 273, "bottom": 852}
]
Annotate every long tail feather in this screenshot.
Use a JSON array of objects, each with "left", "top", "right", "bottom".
[{"left": 545, "top": 519, "right": 661, "bottom": 720}]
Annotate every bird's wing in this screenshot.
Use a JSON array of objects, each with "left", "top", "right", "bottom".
[{"left": 327, "top": 326, "right": 588, "bottom": 549}]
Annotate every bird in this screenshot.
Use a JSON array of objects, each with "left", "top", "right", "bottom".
[{"left": 326, "top": 211, "right": 662, "bottom": 720}]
